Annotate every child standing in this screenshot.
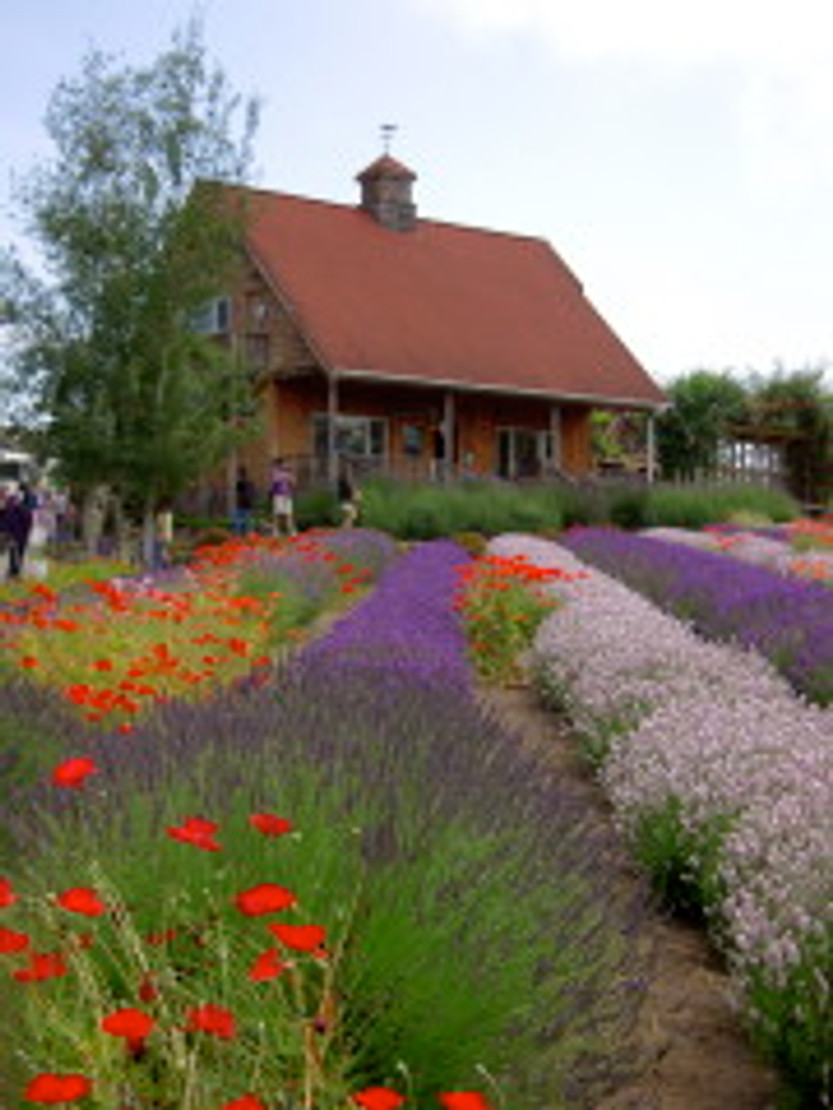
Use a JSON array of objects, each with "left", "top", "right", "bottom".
[{"left": 270, "top": 457, "right": 297, "bottom": 537}]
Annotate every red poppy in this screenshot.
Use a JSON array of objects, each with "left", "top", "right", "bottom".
[
  {"left": 220, "top": 1097, "right": 268, "bottom": 1110},
  {"left": 19, "top": 655, "right": 39, "bottom": 668},
  {"left": 184, "top": 1003, "right": 236, "bottom": 1039},
  {"left": 248, "top": 813, "right": 293, "bottom": 837},
  {"left": 55, "top": 887, "right": 106, "bottom": 917},
  {"left": 248, "top": 947, "right": 287, "bottom": 982},
  {"left": 0, "top": 877, "right": 18, "bottom": 909},
  {"left": 0, "top": 925, "right": 31, "bottom": 954},
  {"left": 31, "top": 583, "right": 58, "bottom": 602},
  {"left": 166, "top": 816, "right": 221, "bottom": 852},
  {"left": 145, "top": 927, "right": 178, "bottom": 949},
  {"left": 101, "top": 1006, "right": 155, "bottom": 1053},
  {"left": 137, "top": 970, "right": 159, "bottom": 1003},
  {"left": 437, "top": 1094, "right": 495, "bottom": 1110},
  {"left": 233, "top": 883, "right": 297, "bottom": 917},
  {"left": 51, "top": 757, "right": 99, "bottom": 789},
  {"left": 13, "top": 950, "right": 69, "bottom": 982},
  {"left": 352, "top": 1087, "right": 406, "bottom": 1110},
  {"left": 63, "top": 685, "right": 93, "bottom": 706},
  {"left": 267, "top": 922, "right": 327, "bottom": 953},
  {"left": 24, "top": 1072, "right": 92, "bottom": 1103}
]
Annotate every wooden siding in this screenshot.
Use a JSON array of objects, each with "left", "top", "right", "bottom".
[{"left": 214, "top": 256, "right": 622, "bottom": 495}]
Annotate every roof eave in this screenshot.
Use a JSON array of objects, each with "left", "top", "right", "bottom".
[{"left": 334, "top": 366, "right": 667, "bottom": 409}]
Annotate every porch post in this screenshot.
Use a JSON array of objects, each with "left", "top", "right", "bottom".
[
  {"left": 646, "top": 412, "right": 657, "bottom": 484},
  {"left": 443, "top": 390, "right": 455, "bottom": 481},
  {"left": 549, "top": 404, "right": 563, "bottom": 475},
  {"left": 327, "top": 374, "right": 339, "bottom": 483}
]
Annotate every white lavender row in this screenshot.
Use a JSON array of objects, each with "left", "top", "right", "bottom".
[{"left": 488, "top": 533, "right": 833, "bottom": 1101}]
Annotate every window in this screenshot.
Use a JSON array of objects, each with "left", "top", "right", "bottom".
[
  {"left": 245, "top": 334, "right": 270, "bottom": 370},
  {"left": 246, "top": 293, "right": 270, "bottom": 330},
  {"left": 402, "top": 423, "right": 425, "bottom": 457},
  {"left": 190, "top": 297, "right": 231, "bottom": 335},
  {"left": 313, "top": 414, "right": 387, "bottom": 459},
  {"left": 497, "top": 428, "right": 552, "bottom": 479}
]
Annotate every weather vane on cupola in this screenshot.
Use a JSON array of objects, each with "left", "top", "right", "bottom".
[{"left": 380, "top": 123, "right": 398, "bottom": 154}]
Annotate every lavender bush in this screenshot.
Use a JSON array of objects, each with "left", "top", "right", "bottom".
[
  {"left": 488, "top": 534, "right": 832, "bottom": 1103},
  {"left": 643, "top": 525, "right": 833, "bottom": 583},
  {"left": 3, "top": 540, "right": 650, "bottom": 1109},
  {"left": 559, "top": 526, "right": 833, "bottom": 705}
]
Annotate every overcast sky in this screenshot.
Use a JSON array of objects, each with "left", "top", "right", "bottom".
[{"left": 2, "top": 0, "right": 832, "bottom": 387}]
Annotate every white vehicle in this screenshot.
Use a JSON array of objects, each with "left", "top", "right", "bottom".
[{"left": 0, "top": 449, "right": 40, "bottom": 492}]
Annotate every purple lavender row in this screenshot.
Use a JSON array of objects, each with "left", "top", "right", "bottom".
[
  {"left": 300, "top": 539, "right": 473, "bottom": 691},
  {"left": 559, "top": 526, "right": 833, "bottom": 705}
]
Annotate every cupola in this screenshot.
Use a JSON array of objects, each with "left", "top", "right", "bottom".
[{"left": 356, "top": 154, "right": 417, "bottom": 231}]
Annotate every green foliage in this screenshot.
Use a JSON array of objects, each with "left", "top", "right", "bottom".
[
  {"left": 356, "top": 478, "right": 564, "bottom": 538},
  {"left": 655, "top": 370, "right": 749, "bottom": 480},
  {"left": 630, "top": 799, "right": 733, "bottom": 926},
  {"left": 332, "top": 477, "right": 799, "bottom": 537},
  {"left": 744, "top": 924, "right": 833, "bottom": 1106},
  {"left": 608, "top": 487, "right": 650, "bottom": 530},
  {"left": 296, "top": 484, "right": 340, "bottom": 530},
  {"left": 644, "top": 483, "right": 799, "bottom": 528},
  {"left": 0, "top": 19, "right": 261, "bottom": 520}
]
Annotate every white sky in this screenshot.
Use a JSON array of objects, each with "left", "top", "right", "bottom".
[{"left": 2, "top": 0, "right": 832, "bottom": 388}]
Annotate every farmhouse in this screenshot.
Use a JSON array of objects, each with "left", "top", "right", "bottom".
[{"left": 203, "top": 154, "right": 666, "bottom": 491}]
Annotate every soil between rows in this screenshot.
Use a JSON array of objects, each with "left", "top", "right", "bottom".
[{"left": 478, "top": 683, "right": 782, "bottom": 1110}]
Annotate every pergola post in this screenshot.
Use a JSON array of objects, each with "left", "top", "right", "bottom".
[{"left": 646, "top": 412, "right": 657, "bottom": 484}]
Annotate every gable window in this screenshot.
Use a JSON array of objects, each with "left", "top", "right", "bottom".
[
  {"left": 190, "top": 296, "right": 231, "bottom": 335},
  {"left": 245, "top": 334, "right": 270, "bottom": 371},
  {"left": 246, "top": 293, "right": 270, "bottom": 329},
  {"left": 313, "top": 414, "right": 387, "bottom": 459}
]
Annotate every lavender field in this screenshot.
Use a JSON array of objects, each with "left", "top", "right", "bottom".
[
  {"left": 0, "top": 538, "right": 650, "bottom": 1110},
  {"left": 489, "top": 531, "right": 832, "bottom": 1104}
]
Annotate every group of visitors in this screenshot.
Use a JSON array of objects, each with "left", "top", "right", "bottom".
[{"left": 232, "top": 456, "right": 361, "bottom": 537}]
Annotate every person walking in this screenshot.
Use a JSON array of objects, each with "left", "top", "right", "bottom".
[
  {"left": 4, "top": 485, "right": 35, "bottom": 578},
  {"left": 154, "top": 500, "right": 174, "bottom": 569},
  {"left": 269, "top": 457, "right": 297, "bottom": 537},
  {"left": 337, "top": 462, "right": 361, "bottom": 528},
  {"left": 233, "top": 465, "right": 257, "bottom": 536}
]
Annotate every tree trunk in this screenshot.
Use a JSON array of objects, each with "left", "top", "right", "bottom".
[{"left": 80, "top": 485, "right": 109, "bottom": 559}]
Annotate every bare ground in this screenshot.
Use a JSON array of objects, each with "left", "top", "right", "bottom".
[{"left": 478, "top": 683, "right": 782, "bottom": 1110}]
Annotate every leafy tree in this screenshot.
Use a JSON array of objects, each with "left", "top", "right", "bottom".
[
  {"left": 655, "top": 369, "right": 748, "bottom": 480},
  {"left": 0, "top": 20, "right": 260, "bottom": 559}
]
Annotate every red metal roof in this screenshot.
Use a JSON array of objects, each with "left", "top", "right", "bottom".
[{"left": 243, "top": 186, "right": 667, "bottom": 407}]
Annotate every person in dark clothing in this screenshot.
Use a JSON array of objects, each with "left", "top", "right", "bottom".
[
  {"left": 0, "top": 489, "right": 12, "bottom": 572},
  {"left": 3, "top": 486, "right": 35, "bottom": 578},
  {"left": 337, "top": 462, "right": 361, "bottom": 528},
  {"left": 233, "top": 466, "right": 257, "bottom": 536}
]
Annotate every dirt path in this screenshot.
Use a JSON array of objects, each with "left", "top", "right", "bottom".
[{"left": 479, "top": 683, "right": 782, "bottom": 1110}]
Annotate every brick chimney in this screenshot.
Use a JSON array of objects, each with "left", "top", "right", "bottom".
[{"left": 357, "top": 155, "right": 417, "bottom": 231}]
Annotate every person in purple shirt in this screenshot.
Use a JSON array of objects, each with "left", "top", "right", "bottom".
[{"left": 269, "top": 457, "right": 297, "bottom": 537}]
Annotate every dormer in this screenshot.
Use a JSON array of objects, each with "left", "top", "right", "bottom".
[{"left": 357, "top": 154, "right": 417, "bottom": 232}]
